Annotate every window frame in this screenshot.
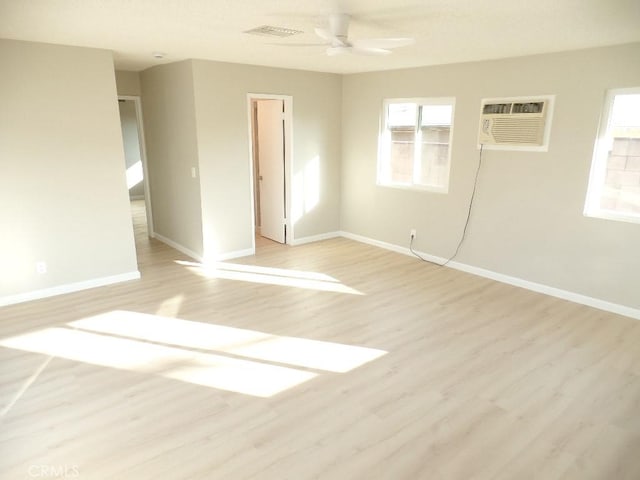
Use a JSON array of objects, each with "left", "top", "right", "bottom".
[
  {"left": 377, "top": 97, "right": 456, "bottom": 193},
  {"left": 584, "top": 86, "right": 640, "bottom": 224}
]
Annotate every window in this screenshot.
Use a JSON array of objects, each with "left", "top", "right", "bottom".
[
  {"left": 378, "top": 98, "right": 455, "bottom": 192},
  {"left": 585, "top": 88, "right": 640, "bottom": 223}
]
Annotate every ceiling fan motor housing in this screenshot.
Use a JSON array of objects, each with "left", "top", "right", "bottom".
[{"left": 329, "top": 13, "right": 351, "bottom": 46}]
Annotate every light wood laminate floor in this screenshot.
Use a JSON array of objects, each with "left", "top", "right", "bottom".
[{"left": 1, "top": 201, "right": 640, "bottom": 479}]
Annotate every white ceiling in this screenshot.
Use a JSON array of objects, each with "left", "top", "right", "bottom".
[{"left": 1, "top": 0, "right": 639, "bottom": 74}]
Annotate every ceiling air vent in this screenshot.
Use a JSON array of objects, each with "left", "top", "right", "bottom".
[{"left": 244, "top": 25, "right": 304, "bottom": 37}]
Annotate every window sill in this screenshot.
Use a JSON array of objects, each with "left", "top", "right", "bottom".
[
  {"left": 584, "top": 209, "right": 640, "bottom": 225},
  {"left": 376, "top": 182, "right": 449, "bottom": 194}
]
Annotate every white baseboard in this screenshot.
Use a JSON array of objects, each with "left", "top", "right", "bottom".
[
  {"left": 154, "top": 232, "right": 254, "bottom": 263},
  {"left": 212, "top": 248, "right": 255, "bottom": 262},
  {"left": 339, "top": 231, "right": 414, "bottom": 257},
  {"left": 290, "top": 231, "right": 341, "bottom": 246},
  {"left": 339, "top": 231, "right": 640, "bottom": 321},
  {"left": 0, "top": 271, "right": 140, "bottom": 307},
  {"left": 153, "top": 232, "right": 203, "bottom": 262}
]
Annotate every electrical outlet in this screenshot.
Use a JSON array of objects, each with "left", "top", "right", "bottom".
[
  {"left": 36, "top": 261, "right": 47, "bottom": 274},
  {"left": 410, "top": 229, "right": 417, "bottom": 240}
]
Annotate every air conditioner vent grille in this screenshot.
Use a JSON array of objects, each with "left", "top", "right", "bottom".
[
  {"left": 478, "top": 95, "right": 554, "bottom": 151},
  {"left": 491, "top": 117, "right": 545, "bottom": 145},
  {"left": 244, "top": 25, "right": 304, "bottom": 37},
  {"left": 483, "top": 103, "right": 512, "bottom": 115}
]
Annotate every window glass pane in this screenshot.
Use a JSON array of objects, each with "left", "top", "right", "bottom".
[
  {"left": 379, "top": 99, "right": 454, "bottom": 191},
  {"left": 600, "top": 94, "right": 640, "bottom": 215},
  {"left": 420, "top": 126, "right": 451, "bottom": 187},
  {"left": 421, "top": 125, "right": 451, "bottom": 144},
  {"left": 390, "top": 128, "right": 415, "bottom": 184},
  {"left": 388, "top": 103, "right": 417, "bottom": 127},
  {"left": 611, "top": 94, "right": 640, "bottom": 127},
  {"left": 421, "top": 105, "right": 452, "bottom": 126}
]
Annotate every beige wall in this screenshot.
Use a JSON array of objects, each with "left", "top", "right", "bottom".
[
  {"left": 191, "top": 60, "right": 342, "bottom": 259},
  {"left": 4, "top": 38, "right": 635, "bottom": 311},
  {"left": 118, "top": 100, "right": 145, "bottom": 198},
  {"left": 140, "top": 61, "right": 203, "bottom": 256},
  {"left": 137, "top": 60, "right": 341, "bottom": 260},
  {"left": 341, "top": 42, "right": 640, "bottom": 309},
  {"left": 115, "top": 71, "right": 145, "bottom": 198},
  {"left": 115, "top": 70, "right": 141, "bottom": 96},
  {"left": 0, "top": 39, "right": 138, "bottom": 300}
]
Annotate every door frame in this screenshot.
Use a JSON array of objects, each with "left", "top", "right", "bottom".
[
  {"left": 118, "top": 95, "right": 154, "bottom": 237},
  {"left": 246, "top": 93, "right": 293, "bottom": 247}
]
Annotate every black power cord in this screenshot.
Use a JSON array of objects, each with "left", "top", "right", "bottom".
[{"left": 409, "top": 144, "right": 485, "bottom": 267}]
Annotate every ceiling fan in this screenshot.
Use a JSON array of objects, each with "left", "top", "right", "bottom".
[{"left": 287, "top": 13, "right": 415, "bottom": 56}]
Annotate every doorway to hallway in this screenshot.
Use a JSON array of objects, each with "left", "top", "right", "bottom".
[{"left": 248, "top": 94, "right": 293, "bottom": 247}]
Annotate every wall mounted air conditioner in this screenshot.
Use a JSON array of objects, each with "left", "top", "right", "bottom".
[{"left": 478, "top": 95, "right": 555, "bottom": 151}]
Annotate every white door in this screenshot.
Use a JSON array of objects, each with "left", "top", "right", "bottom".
[{"left": 257, "top": 100, "right": 285, "bottom": 243}]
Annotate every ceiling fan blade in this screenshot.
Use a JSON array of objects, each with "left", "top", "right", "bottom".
[
  {"left": 313, "top": 13, "right": 412, "bottom": 56},
  {"left": 351, "top": 47, "right": 392, "bottom": 56},
  {"left": 351, "top": 37, "right": 415, "bottom": 50},
  {"left": 268, "top": 42, "right": 326, "bottom": 47},
  {"left": 326, "top": 46, "right": 392, "bottom": 56},
  {"left": 314, "top": 27, "right": 336, "bottom": 42},
  {"left": 326, "top": 46, "right": 350, "bottom": 56}
]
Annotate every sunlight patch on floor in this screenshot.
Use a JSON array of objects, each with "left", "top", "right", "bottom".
[
  {"left": 0, "top": 327, "right": 315, "bottom": 397},
  {"left": 1, "top": 311, "right": 387, "bottom": 398},
  {"left": 69, "top": 310, "right": 386, "bottom": 372},
  {"left": 175, "top": 260, "right": 363, "bottom": 295},
  {"left": 155, "top": 294, "right": 184, "bottom": 317}
]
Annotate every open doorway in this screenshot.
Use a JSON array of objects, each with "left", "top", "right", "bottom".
[
  {"left": 248, "top": 94, "right": 293, "bottom": 247},
  {"left": 118, "top": 96, "right": 153, "bottom": 249}
]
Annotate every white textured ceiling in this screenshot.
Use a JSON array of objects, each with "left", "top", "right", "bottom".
[{"left": 1, "top": 0, "right": 639, "bottom": 74}]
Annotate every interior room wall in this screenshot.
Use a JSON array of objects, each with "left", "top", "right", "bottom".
[
  {"left": 341, "top": 42, "right": 640, "bottom": 310},
  {"left": 191, "top": 59, "right": 342, "bottom": 259},
  {"left": 0, "top": 39, "right": 138, "bottom": 303},
  {"left": 115, "top": 70, "right": 141, "bottom": 96},
  {"left": 139, "top": 61, "right": 204, "bottom": 258},
  {"left": 118, "top": 100, "right": 145, "bottom": 199}
]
